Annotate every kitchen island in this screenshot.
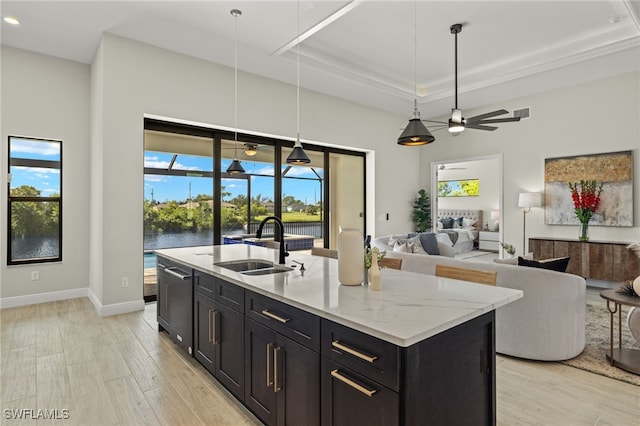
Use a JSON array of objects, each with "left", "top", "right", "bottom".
[{"left": 155, "top": 244, "right": 522, "bottom": 426}]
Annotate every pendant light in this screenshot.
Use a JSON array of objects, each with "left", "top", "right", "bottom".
[
  {"left": 286, "top": 0, "right": 311, "bottom": 165},
  {"left": 226, "top": 9, "right": 245, "bottom": 174},
  {"left": 398, "top": 1, "right": 434, "bottom": 146},
  {"left": 448, "top": 23, "right": 465, "bottom": 133}
]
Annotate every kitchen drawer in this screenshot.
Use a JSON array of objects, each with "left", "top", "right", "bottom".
[
  {"left": 246, "top": 291, "right": 320, "bottom": 351},
  {"left": 321, "top": 320, "right": 399, "bottom": 392},
  {"left": 216, "top": 278, "right": 244, "bottom": 313},
  {"left": 321, "top": 357, "right": 399, "bottom": 426},
  {"left": 195, "top": 274, "right": 244, "bottom": 313},
  {"left": 195, "top": 272, "right": 216, "bottom": 298}
]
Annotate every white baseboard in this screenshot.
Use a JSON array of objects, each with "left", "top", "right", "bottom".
[
  {"left": 87, "top": 288, "right": 145, "bottom": 316},
  {"left": 1, "top": 287, "right": 145, "bottom": 317},
  {"left": 0, "top": 288, "right": 89, "bottom": 309}
]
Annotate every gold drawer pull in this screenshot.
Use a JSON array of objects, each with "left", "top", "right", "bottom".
[
  {"left": 330, "top": 369, "right": 377, "bottom": 397},
  {"left": 261, "top": 309, "right": 290, "bottom": 323},
  {"left": 332, "top": 340, "right": 377, "bottom": 363},
  {"left": 274, "top": 346, "right": 282, "bottom": 392}
]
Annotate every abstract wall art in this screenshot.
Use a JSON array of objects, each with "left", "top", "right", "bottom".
[{"left": 544, "top": 150, "right": 633, "bottom": 226}]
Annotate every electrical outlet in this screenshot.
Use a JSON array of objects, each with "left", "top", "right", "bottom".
[
  {"left": 31, "top": 271, "right": 39, "bottom": 281},
  {"left": 121, "top": 277, "right": 129, "bottom": 288}
]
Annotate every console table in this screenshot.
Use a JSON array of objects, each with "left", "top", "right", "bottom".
[
  {"left": 529, "top": 237, "right": 640, "bottom": 281},
  {"left": 600, "top": 289, "right": 640, "bottom": 375}
]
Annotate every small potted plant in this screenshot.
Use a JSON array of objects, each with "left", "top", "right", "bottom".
[{"left": 500, "top": 242, "right": 516, "bottom": 258}]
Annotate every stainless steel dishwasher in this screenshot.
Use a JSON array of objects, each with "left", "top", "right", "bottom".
[{"left": 156, "top": 256, "right": 193, "bottom": 355}]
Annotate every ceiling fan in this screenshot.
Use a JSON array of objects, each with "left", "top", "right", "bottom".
[
  {"left": 431, "top": 24, "right": 521, "bottom": 134},
  {"left": 438, "top": 164, "right": 467, "bottom": 171}
]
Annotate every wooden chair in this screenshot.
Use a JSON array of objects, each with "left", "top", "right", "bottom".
[
  {"left": 435, "top": 264, "right": 497, "bottom": 286},
  {"left": 310, "top": 247, "right": 338, "bottom": 259},
  {"left": 379, "top": 257, "right": 402, "bottom": 270}
]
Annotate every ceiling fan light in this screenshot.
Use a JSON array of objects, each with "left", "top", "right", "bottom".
[
  {"left": 448, "top": 119, "right": 465, "bottom": 133},
  {"left": 398, "top": 118, "right": 435, "bottom": 146},
  {"left": 226, "top": 158, "right": 245, "bottom": 174},
  {"left": 244, "top": 144, "right": 258, "bottom": 156}
]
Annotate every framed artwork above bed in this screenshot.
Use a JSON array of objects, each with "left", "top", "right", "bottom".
[{"left": 437, "top": 179, "right": 480, "bottom": 197}]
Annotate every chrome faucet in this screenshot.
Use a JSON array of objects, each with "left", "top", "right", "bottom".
[{"left": 255, "top": 216, "right": 289, "bottom": 264}]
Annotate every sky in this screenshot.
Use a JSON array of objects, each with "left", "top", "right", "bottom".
[
  {"left": 9, "top": 137, "right": 61, "bottom": 195},
  {"left": 144, "top": 152, "right": 322, "bottom": 205}
]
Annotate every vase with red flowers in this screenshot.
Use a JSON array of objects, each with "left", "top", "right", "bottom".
[{"left": 568, "top": 180, "right": 603, "bottom": 242}]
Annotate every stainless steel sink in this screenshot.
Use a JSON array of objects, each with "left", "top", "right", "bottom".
[
  {"left": 215, "top": 259, "right": 293, "bottom": 275},
  {"left": 240, "top": 266, "right": 293, "bottom": 276}
]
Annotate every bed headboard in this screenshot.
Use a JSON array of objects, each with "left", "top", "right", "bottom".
[{"left": 437, "top": 209, "right": 483, "bottom": 230}]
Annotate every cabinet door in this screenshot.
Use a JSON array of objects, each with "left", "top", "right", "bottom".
[
  {"left": 321, "top": 358, "right": 398, "bottom": 426},
  {"left": 275, "top": 334, "right": 320, "bottom": 426},
  {"left": 194, "top": 292, "right": 216, "bottom": 373},
  {"left": 245, "top": 319, "right": 277, "bottom": 426},
  {"left": 215, "top": 301, "right": 245, "bottom": 400}
]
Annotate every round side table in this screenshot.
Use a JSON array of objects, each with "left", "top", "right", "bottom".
[{"left": 599, "top": 289, "right": 640, "bottom": 375}]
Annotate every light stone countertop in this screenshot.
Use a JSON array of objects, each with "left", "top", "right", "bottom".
[{"left": 155, "top": 244, "right": 523, "bottom": 347}]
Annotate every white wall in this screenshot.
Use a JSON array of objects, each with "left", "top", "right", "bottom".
[
  {"left": 1, "top": 46, "right": 91, "bottom": 299},
  {"left": 420, "top": 71, "right": 640, "bottom": 255},
  {"left": 90, "top": 34, "right": 415, "bottom": 308}
]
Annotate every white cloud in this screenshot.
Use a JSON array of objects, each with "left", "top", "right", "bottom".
[
  {"left": 11, "top": 139, "right": 59, "bottom": 157},
  {"left": 144, "top": 157, "right": 200, "bottom": 171},
  {"left": 144, "top": 175, "right": 167, "bottom": 183}
]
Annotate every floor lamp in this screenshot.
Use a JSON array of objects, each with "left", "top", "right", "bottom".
[{"left": 518, "top": 192, "right": 542, "bottom": 255}]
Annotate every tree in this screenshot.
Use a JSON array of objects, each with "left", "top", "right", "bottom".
[{"left": 412, "top": 189, "right": 432, "bottom": 233}]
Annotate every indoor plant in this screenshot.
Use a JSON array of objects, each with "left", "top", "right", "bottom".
[
  {"left": 412, "top": 189, "right": 432, "bottom": 232},
  {"left": 568, "top": 180, "right": 603, "bottom": 242},
  {"left": 500, "top": 242, "right": 516, "bottom": 257}
]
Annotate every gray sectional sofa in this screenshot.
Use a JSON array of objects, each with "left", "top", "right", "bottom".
[{"left": 372, "top": 234, "right": 587, "bottom": 361}]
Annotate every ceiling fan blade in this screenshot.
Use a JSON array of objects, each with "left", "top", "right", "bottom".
[
  {"left": 465, "top": 124, "right": 498, "bottom": 131},
  {"left": 466, "top": 109, "right": 509, "bottom": 123},
  {"left": 474, "top": 117, "right": 521, "bottom": 124}
]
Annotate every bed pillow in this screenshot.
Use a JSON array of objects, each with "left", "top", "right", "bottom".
[
  {"left": 462, "top": 218, "right": 477, "bottom": 228},
  {"left": 416, "top": 232, "right": 440, "bottom": 255},
  {"left": 441, "top": 217, "right": 455, "bottom": 229},
  {"left": 517, "top": 256, "right": 570, "bottom": 272}
]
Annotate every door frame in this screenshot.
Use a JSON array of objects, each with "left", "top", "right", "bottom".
[{"left": 430, "top": 154, "right": 503, "bottom": 254}]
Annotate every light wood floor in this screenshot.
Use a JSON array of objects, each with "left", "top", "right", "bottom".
[{"left": 1, "top": 295, "right": 638, "bottom": 426}]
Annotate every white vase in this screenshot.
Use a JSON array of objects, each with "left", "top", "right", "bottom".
[{"left": 338, "top": 228, "right": 364, "bottom": 286}]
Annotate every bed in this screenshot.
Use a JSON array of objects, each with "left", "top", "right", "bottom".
[{"left": 436, "top": 209, "right": 483, "bottom": 254}]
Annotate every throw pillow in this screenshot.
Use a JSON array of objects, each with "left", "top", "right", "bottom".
[
  {"left": 454, "top": 217, "right": 464, "bottom": 228},
  {"left": 418, "top": 232, "right": 440, "bottom": 255},
  {"left": 407, "top": 236, "right": 427, "bottom": 254},
  {"left": 388, "top": 235, "right": 408, "bottom": 247},
  {"left": 517, "top": 256, "right": 570, "bottom": 272},
  {"left": 392, "top": 241, "right": 413, "bottom": 253},
  {"left": 441, "top": 217, "right": 455, "bottom": 229}
]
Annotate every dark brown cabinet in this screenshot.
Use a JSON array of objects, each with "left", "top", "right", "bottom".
[
  {"left": 530, "top": 237, "right": 640, "bottom": 281},
  {"left": 321, "top": 312, "right": 495, "bottom": 426},
  {"left": 193, "top": 273, "right": 245, "bottom": 400},
  {"left": 245, "top": 317, "right": 320, "bottom": 426},
  {"left": 157, "top": 255, "right": 499, "bottom": 425},
  {"left": 156, "top": 256, "right": 193, "bottom": 354}
]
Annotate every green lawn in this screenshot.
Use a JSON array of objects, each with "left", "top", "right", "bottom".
[{"left": 254, "top": 212, "right": 321, "bottom": 222}]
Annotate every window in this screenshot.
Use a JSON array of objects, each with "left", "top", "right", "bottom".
[{"left": 8, "top": 136, "right": 62, "bottom": 265}]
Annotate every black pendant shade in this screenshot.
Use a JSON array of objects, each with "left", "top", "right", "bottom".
[
  {"left": 226, "top": 158, "right": 245, "bottom": 174},
  {"left": 398, "top": 110, "right": 435, "bottom": 146},
  {"left": 286, "top": 140, "right": 311, "bottom": 165}
]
